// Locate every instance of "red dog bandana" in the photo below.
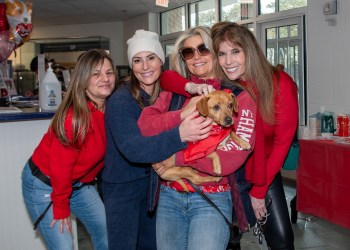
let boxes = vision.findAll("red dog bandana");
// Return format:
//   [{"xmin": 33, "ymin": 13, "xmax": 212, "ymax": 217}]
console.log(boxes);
[{"xmin": 183, "ymin": 125, "xmax": 232, "ymax": 162}]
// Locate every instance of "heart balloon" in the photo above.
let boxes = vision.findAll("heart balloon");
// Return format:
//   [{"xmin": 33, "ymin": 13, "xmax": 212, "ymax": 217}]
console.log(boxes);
[
  {"xmin": 0, "ymin": 31, "xmax": 15, "ymax": 61},
  {"xmin": 6, "ymin": 0, "xmax": 33, "ymax": 49},
  {"xmin": 0, "ymin": 3, "xmax": 14, "ymax": 61}
]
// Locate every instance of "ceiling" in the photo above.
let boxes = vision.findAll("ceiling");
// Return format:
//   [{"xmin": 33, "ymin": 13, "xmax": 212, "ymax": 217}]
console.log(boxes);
[{"xmin": 32, "ymin": 0, "xmax": 192, "ymax": 27}]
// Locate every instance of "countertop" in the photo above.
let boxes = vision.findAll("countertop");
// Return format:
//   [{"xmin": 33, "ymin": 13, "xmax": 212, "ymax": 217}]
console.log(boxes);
[{"xmin": 0, "ymin": 107, "xmax": 55, "ymax": 122}]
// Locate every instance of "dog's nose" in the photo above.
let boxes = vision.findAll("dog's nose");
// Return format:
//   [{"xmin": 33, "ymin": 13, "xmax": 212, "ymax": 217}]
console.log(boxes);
[{"xmin": 225, "ymin": 116, "xmax": 232, "ymax": 126}]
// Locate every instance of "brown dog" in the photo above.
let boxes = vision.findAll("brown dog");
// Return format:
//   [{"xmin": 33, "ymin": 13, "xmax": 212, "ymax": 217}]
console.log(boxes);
[
  {"xmin": 157, "ymin": 90, "xmax": 251, "ymax": 190},
  {"xmin": 195, "ymin": 90, "xmax": 251, "ymax": 175}
]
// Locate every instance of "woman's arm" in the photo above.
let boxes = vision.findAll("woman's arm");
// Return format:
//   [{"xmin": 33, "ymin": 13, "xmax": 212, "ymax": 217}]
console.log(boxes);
[
  {"xmin": 48, "ymin": 124, "xmax": 80, "ymax": 219},
  {"xmin": 161, "ymin": 70, "xmax": 215, "ymax": 96},
  {"xmin": 138, "ymin": 92, "xmax": 205, "ymax": 136},
  {"xmin": 106, "ymin": 88, "xmax": 211, "ymax": 164},
  {"xmin": 137, "ymin": 91, "xmax": 182, "ymax": 136},
  {"xmin": 175, "ymin": 91, "xmax": 257, "ymax": 176},
  {"xmin": 160, "ymin": 70, "xmax": 191, "ymax": 97},
  {"xmin": 106, "ymin": 90, "xmax": 186, "ymax": 164}
]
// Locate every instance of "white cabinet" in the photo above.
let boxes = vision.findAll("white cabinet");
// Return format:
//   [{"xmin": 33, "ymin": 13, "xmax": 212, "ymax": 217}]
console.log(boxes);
[{"xmin": 0, "ymin": 119, "xmax": 78, "ymax": 250}]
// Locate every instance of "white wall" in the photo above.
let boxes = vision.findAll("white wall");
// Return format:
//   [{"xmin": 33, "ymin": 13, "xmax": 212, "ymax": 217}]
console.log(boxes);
[
  {"xmin": 307, "ymin": 0, "xmax": 350, "ymax": 116},
  {"xmin": 29, "ymin": 13, "xmax": 158, "ymax": 68},
  {"xmin": 24, "ymin": 1, "xmax": 350, "ymax": 116},
  {"xmin": 122, "ymin": 13, "xmax": 158, "ymax": 66},
  {"xmin": 30, "ymin": 21, "xmax": 124, "ymax": 65}
]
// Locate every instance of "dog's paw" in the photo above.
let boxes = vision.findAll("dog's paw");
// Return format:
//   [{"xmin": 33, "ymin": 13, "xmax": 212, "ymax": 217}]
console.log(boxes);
[
  {"xmin": 240, "ymin": 142, "xmax": 251, "ymax": 151},
  {"xmin": 212, "ymin": 166, "xmax": 222, "ymax": 176},
  {"xmin": 213, "ymin": 176, "xmax": 222, "ymax": 182}
]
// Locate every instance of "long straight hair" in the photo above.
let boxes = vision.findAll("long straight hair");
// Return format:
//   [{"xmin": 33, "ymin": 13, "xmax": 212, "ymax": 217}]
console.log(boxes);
[
  {"xmin": 50, "ymin": 49, "xmax": 115, "ymax": 149},
  {"xmin": 211, "ymin": 22, "xmax": 278, "ymax": 124}
]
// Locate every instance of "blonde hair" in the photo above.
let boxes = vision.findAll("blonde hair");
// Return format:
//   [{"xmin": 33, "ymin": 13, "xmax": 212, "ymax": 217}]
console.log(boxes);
[
  {"xmin": 51, "ymin": 49, "xmax": 115, "ymax": 149},
  {"xmin": 211, "ymin": 22, "xmax": 278, "ymax": 124},
  {"xmin": 170, "ymin": 26, "xmax": 221, "ymax": 80}
]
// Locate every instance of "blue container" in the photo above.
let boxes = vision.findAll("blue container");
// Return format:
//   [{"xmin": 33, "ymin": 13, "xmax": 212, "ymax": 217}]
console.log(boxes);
[{"xmin": 283, "ymin": 142, "xmax": 299, "ymax": 170}]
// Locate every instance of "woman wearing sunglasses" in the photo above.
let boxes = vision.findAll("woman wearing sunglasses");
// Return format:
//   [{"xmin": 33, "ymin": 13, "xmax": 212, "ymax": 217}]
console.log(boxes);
[
  {"xmin": 138, "ymin": 26, "xmax": 258, "ymax": 250},
  {"xmin": 159, "ymin": 22, "xmax": 298, "ymax": 250}
]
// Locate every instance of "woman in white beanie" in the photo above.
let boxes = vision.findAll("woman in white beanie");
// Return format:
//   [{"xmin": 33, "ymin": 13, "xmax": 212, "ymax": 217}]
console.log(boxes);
[{"xmin": 101, "ymin": 29, "xmax": 214, "ymax": 249}]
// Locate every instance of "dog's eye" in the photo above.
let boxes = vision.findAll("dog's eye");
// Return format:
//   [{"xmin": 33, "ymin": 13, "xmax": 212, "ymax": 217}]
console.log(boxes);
[
  {"xmin": 213, "ymin": 105, "xmax": 220, "ymax": 111},
  {"xmin": 228, "ymin": 103, "xmax": 233, "ymax": 109}
]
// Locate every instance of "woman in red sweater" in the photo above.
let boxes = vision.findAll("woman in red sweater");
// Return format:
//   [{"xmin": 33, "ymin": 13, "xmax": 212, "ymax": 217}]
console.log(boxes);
[
  {"xmin": 160, "ymin": 23, "xmax": 298, "ymax": 249},
  {"xmin": 211, "ymin": 22, "xmax": 298, "ymax": 250},
  {"xmin": 21, "ymin": 49, "xmax": 115, "ymax": 250}
]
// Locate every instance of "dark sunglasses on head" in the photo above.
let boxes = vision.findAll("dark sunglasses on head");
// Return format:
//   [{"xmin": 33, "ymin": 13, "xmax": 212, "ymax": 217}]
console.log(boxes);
[{"xmin": 179, "ymin": 43, "xmax": 211, "ymax": 60}]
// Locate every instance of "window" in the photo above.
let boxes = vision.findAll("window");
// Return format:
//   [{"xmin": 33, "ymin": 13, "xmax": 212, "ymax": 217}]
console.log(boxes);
[
  {"xmin": 262, "ymin": 17, "xmax": 306, "ymax": 125},
  {"xmin": 161, "ymin": 7, "xmax": 186, "ymax": 35},
  {"xmin": 221, "ymin": 0, "xmax": 254, "ymax": 22},
  {"xmin": 189, "ymin": 0, "xmax": 216, "ymax": 28},
  {"xmin": 164, "ymin": 44, "xmax": 175, "ymax": 56},
  {"xmin": 159, "ymin": 0, "xmax": 307, "ymax": 124},
  {"xmin": 260, "ymin": 0, "xmax": 307, "ymax": 14}
]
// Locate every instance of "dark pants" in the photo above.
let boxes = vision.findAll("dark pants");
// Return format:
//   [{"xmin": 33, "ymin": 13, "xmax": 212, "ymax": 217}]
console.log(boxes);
[
  {"xmin": 264, "ymin": 173, "xmax": 295, "ymax": 250},
  {"xmin": 235, "ymin": 169, "xmax": 294, "ymax": 250},
  {"xmin": 102, "ymin": 177, "xmax": 156, "ymax": 250}
]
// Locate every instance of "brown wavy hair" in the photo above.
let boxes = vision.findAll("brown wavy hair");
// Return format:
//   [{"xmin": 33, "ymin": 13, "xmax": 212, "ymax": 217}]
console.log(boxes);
[
  {"xmin": 50, "ymin": 49, "xmax": 115, "ymax": 149},
  {"xmin": 211, "ymin": 22, "xmax": 278, "ymax": 124}
]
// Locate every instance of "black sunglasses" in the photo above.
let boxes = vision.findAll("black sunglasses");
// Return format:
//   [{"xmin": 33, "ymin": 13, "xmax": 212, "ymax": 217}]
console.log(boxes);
[{"xmin": 179, "ymin": 43, "xmax": 211, "ymax": 60}]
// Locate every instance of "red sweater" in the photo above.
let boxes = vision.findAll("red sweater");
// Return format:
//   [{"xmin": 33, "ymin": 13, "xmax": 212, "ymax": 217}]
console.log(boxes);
[
  {"xmin": 242, "ymin": 71, "xmax": 298, "ymax": 198},
  {"xmin": 160, "ymin": 70, "xmax": 298, "ymax": 198},
  {"xmin": 31, "ymin": 102, "xmax": 106, "ymax": 219},
  {"xmin": 138, "ymin": 72, "xmax": 256, "ymax": 186}
]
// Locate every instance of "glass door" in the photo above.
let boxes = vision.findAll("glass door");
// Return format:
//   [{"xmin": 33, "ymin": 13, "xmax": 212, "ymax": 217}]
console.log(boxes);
[{"xmin": 260, "ymin": 16, "xmax": 306, "ymax": 126}]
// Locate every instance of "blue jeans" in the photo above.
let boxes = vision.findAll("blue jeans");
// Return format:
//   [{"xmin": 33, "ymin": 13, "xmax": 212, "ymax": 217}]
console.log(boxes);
[
  {"xmin": 21, "ymin": 163, "xmax": 108, "ymax": 250},
  {"xmin": 156, "ymin": 185, "xmax": 232, "ymax": 250}
]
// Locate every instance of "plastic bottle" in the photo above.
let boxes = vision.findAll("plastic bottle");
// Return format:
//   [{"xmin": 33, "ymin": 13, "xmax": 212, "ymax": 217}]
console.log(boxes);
[
  {"xmin": 320, "ymin": 106, "xmax": 335, "ymax": 138},
  {"xmin": 39, "ymin": 62, "xmax": 62, "ymax": 111}
]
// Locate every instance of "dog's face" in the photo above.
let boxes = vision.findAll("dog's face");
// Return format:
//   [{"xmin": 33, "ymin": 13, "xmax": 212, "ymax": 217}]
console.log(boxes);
[{"xmin": 196, "ymin": 90, "xmax": 238, "ymax": 127}]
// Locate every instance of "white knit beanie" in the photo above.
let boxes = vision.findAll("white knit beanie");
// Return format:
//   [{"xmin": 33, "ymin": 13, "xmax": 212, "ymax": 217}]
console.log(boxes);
[{"xmin": 127, "ymin": 29, "xmax": 165, "ymax": 67}]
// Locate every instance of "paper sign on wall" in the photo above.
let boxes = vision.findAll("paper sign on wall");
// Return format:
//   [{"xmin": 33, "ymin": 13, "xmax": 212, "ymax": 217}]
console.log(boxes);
[{"xmin": 156, "ymin": 0, "xmax": 168, "ymax": 8}]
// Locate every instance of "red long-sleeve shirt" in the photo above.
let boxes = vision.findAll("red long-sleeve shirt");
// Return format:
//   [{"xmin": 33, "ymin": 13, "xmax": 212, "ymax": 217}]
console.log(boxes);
[
  {"xmin": 31, "ymin": 102, "xmax": 106, "ymax": 219},
  {"xmin": 138, "ymin": 72, "xmax": 256, "ymax": 186},
  {"xmin": 243, "ymin": 71, "xmax": 299, "ymax": 198}
]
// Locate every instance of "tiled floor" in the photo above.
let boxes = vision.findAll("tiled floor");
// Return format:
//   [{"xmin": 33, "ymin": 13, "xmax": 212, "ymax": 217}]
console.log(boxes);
[{"xmin": 77, "ymin": 180, "xmax": 350, "ymax": 250}]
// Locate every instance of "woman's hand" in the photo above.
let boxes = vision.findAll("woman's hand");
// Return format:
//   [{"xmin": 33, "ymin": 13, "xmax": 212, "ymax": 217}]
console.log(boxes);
[
  {"xmin": 180, "ymin": 96, "xmax": 202, "ymax": 120},
  {"xmin": 50, "ymin": 216, "xmax": 72, "ymax": 233},
  {"xmin": 250, "ymin": 195, "xmax": 267, "ymax": 221},
  {"xmin": 185, "ymin": 82, "xmax": 215, "ymax": 95},
  {"xmin": 153, "ymin": 154, "xmax": 176, "ymax": 176},
  {"xmin": 179, "ymin": 111, "xmax": 212, "ymax": 142}
]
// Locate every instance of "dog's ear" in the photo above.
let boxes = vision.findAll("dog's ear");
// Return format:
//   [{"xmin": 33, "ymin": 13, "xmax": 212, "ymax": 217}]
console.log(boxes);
[
  {"xmin": 196, "ymin": 96, "xmax": 210, "ymax": 116},
  {"xmin": 231, "ymin": 94, "xmax": 239, "ymax": 113}
]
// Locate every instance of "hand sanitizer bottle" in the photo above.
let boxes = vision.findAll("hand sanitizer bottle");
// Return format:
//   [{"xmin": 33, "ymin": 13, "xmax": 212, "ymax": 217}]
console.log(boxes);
[{"xmin": 39, "ymin": 62, "xmax": 62, "ymax": 111}]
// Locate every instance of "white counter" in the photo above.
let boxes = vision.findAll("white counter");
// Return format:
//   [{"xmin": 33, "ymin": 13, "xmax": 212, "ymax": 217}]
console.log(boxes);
[{"xmin": 0, "ymin": 119, "xmax": 78, "ymax": 249}]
